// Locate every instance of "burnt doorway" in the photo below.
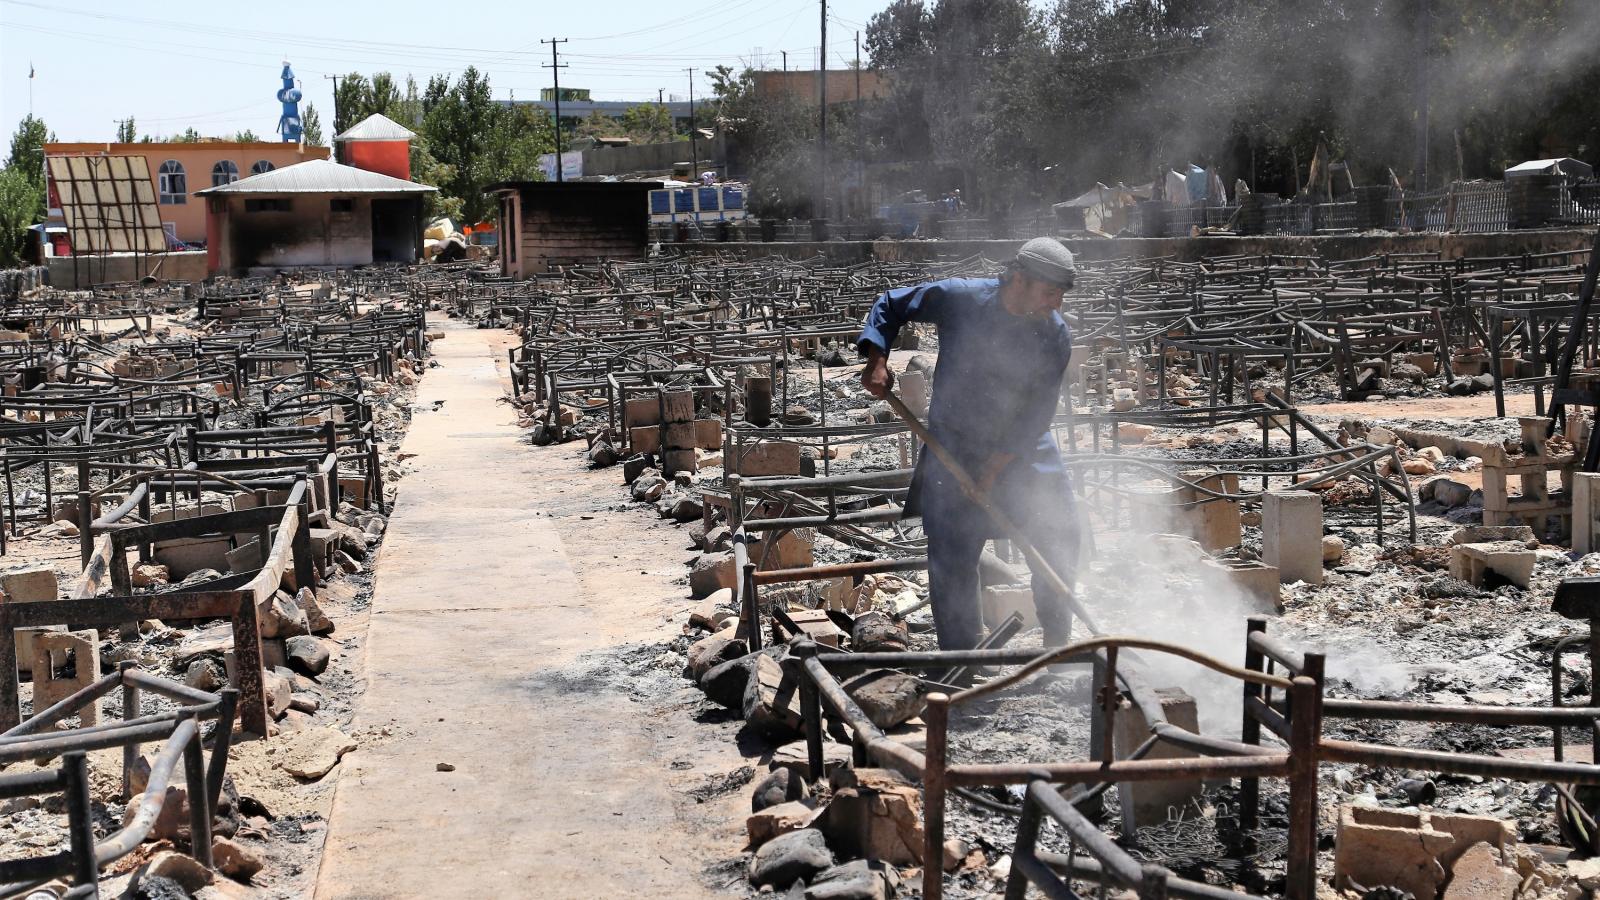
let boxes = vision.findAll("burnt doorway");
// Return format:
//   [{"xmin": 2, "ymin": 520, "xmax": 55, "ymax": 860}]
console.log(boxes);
[{"xmin": 371, "ymin": 198, "xmax": 417, "ymax": 263}]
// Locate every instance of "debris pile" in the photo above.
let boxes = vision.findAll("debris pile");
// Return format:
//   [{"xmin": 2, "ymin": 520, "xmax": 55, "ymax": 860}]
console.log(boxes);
[
  {"xmin": 493, "ymin": 248, "xmax": 1600, "ymax": 899},
  {"xmin": 0, "ymin": 266, "xmax": 435, "ymax": 897}
]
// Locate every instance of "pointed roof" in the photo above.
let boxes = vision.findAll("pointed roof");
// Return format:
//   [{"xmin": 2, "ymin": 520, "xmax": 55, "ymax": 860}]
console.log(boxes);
[
  {"xmin": 335, "ymin": 113, "xmax": 417, "ymax": 142},
  {"xmin": 195, "ymin": 158, "xmax": 435, "ymax": 195}
]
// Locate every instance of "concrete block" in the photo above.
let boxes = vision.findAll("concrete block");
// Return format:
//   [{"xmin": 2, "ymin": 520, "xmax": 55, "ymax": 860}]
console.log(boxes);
[
  {"xmin": 629, "ymin": 425, "xmax": 661, "ymax": 454},
  {"xmin": 744, "ymin": 375, "xmax": 774, "ymax": 426},
  {"xmin": 0, "ymin": 566, "xmax": 58, "ymax": 603},
  {"xmin": 153, "ymin": 536, "xmax": 233, "ymax": 580},
  {"xmin": 150, "ymin": 504, "xmax": 227, "ymax": 523},
  {"xmin": 1112, "ymin": 688, "xmax": 1202, "ymax": 828},
  {"xmin": 1449, "ymin": 542, "xmax": 1536, "ymax": 588},
  {"xmin": 662, "ymin": 422, "xmax": 698, "ymax": 450},
  {"xmin": 1178, "ymin": 470, "xmax": 1241, "ymax": 551},
  {"xmin": 980, "ymin": 586, "xmax": 1037, "ymax": 630},
  {"xmin": 1334, "ymin": 805, "xmax": 1514, "ymax": 900},
  {"xmin": 1199, "ymin": 558, "xmax": 1282, "ymax": 612},
  {"xmin": 1261, "ymin": 491, "xmax": 1323, "ymax": 585},
  {"xmin": 661, "ymin": 390, "xmax": 695, "ymax": 423},
  {"xmin": 694, "ymin": 418, "xmax": 723, "ymax": 450},
  {"xmin": 898, "ymin": 369, "xmax": 929, "ymax": 417},
  {"xmin": 1447, "ymin": 525, "xmax": 1535, "ymax": 546},
  {"xmin": 15, "ymin": 625, "xmax": 65, "ymax": 676},
  {"xmin": 736, "ymin": 441, "xmax": 802, "ymax": 477},
  {"xmin": 1407, "ymin": 352, "xmax": 1439, "ymax": 376},
  {"xmin": 32, "ymin": 630, "xmax": 99, "ymax": 725},
  {"xmin": 762, "ymin": 529, "xmax": 815, "ymax": 570},
  {"xmin": 338, "ymin": 476, "xmax": 369, "ymax": 506},
  {"xmin": 662, "ymin": 449, "xmax": 698, "ymax": 475},
  {"xmin": 622, "ymin": 396, "xmax": 659, "ymax": 429},
  {"xmin": 786, "ymin": 609, "xmax": 842, "ymax": 648},
  {"xmin": 225, "ymin": 539, "xmax": 264, "ymax": 574},
  {"xmin": 308, "ymin": 528, "xmax": 337, "ymax": 565},
  {"xmin": 1576, "ymin": 472, "xmax": 1600, "ymax": 553}
]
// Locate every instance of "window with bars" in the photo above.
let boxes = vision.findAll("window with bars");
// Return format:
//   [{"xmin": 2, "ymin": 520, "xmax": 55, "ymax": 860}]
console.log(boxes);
[{"xmin": 158, "ymin": 160, "xmax": 186, "ymax": 205}]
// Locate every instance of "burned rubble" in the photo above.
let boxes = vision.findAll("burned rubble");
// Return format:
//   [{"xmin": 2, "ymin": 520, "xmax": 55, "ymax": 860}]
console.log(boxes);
[
  {"xmin": 6, "ymin": 241, "xmax": 1600, "ymax": 899},
  {"xmin": 477, "ymin": 247, "xmax": 1600, "ymax": 900},
  {"xmin": 0, "ymin": 268, "xmax": 438, "ymax": 898}
]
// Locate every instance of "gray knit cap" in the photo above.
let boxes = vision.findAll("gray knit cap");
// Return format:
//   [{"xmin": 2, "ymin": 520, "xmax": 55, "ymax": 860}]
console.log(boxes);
[{"xmin": 1014, "ymin": 237, "xmax": 1077, "ymax": 288}]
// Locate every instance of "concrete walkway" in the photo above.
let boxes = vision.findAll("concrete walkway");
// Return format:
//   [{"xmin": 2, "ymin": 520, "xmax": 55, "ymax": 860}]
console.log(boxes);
[{"xmin": 315, "ymin": 321, "xmax": 714, "ymax": 899}]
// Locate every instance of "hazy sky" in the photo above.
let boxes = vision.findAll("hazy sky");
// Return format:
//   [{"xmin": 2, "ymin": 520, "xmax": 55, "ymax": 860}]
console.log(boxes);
[{"xmin": 0, "ymin": 0, "xmax": 887, "ymax": 143}]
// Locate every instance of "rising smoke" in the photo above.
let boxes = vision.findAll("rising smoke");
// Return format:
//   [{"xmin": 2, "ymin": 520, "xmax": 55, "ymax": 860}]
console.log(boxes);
[
  {"xmin": 1067, "ymin": 476, "xmax": 1408, "ymax": 738},
  {"xmin": 861, "ymin": 0, "xmax": 1600, "ymax": 206}
]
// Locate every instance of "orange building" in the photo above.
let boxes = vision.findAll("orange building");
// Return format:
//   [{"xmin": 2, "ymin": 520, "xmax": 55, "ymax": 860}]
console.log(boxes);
[
  {"xmin": 334, "ymin": 113, "xmax": 414, "ymax": 182},
  {"xmin": 43, "ymin": 141, "xmax": 330, "ymax": 246}
]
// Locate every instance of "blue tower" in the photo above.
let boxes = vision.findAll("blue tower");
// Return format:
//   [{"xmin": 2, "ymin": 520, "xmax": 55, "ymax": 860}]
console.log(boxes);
[{"xmin": 276, "ymin": 62, "xmax": 303, "ymax": 143}]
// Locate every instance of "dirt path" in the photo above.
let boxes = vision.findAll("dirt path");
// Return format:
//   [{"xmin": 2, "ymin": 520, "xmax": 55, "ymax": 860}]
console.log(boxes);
[
  {"xmin": 1298, "ymin": 391, "xmax": 1535, "ymax": 421},
  {"xmin": 314, "ymin": 319, "xmax": 745, "ymax": 899}
]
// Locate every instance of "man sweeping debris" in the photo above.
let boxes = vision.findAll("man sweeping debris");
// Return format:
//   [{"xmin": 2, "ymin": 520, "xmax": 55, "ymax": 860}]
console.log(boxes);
[{"xmin": 857, "ymin": 237, "xmax": 1081, "ymax": 651}]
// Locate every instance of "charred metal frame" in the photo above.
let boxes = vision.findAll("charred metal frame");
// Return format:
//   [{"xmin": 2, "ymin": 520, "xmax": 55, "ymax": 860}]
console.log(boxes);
[{"xmin": 0, "ymin": 663, "xmax": 237, "ymax": 899}]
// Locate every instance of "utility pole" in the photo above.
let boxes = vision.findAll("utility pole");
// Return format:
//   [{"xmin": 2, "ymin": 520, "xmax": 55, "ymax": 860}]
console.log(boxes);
[
  {"xmin": 542, "ymin": 38, "xmax": 569, "ymax": 182},
  {"xmin": 323, "ymin": 74, "xmax": 343, "ymax": 161},
  {"xmin": 686, "ymin": 69, "xmax": 698, "ymax": 180},
  {"xmin": 818, "ymin": 0, "xmax": 828, "ymax": 220},
  {"xmin": 782, "ymin": 51, "xmax": 788, "ymax": 73}
]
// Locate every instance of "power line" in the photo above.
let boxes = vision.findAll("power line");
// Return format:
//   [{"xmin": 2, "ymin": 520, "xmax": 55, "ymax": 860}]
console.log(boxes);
[{"xmin": 577, "ymin": 0, "xmax": 780, "ymax": 43}]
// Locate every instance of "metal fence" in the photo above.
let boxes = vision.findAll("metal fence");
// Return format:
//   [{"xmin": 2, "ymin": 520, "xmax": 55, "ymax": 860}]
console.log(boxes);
[
  {"xmin": 1451, "ymin": 181, "xmax": 1510, "ymax": 232},
  {"xmin": 1164, "ymin": 205, "xmax": 1240, "ymax": 236},
  {"xmin": 1555, "ymin": 182, "xmax": 1600, "ymax": 226},
  {"xmin": 645, "ymin": 178, "xmax": 1600, "ymax": 242}
]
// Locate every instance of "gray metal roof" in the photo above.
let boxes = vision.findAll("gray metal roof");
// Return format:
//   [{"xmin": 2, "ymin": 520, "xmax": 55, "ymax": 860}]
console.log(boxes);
[
  {"xmin": 195, "ymin": 158, "xmax": 435, "ymax": 196},
  {"xmin": 335, "ymin": 113, "xmax": 418, "ymax": 142}
]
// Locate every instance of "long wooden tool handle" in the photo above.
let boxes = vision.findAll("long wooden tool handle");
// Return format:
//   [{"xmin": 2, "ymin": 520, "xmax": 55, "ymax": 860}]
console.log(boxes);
[{"xmin": 882, "ymin": 389, "xmax": 1100, "ymax": 635}]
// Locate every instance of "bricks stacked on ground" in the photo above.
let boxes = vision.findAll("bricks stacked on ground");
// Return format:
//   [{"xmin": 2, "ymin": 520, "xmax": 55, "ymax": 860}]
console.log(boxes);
[
  {"xmin": 624, "ymin": 389, "xmax": 722, "ymax": 475},
  {"xmin": 1482, "ymin": 416, "xmax": 1576, "ymax": 538}
]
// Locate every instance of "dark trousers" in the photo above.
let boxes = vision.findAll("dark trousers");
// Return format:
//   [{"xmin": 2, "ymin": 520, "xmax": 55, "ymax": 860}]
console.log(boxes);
[{"xmin": 921, "ymin": 461, "xmax": 1080, "ymax": 651}]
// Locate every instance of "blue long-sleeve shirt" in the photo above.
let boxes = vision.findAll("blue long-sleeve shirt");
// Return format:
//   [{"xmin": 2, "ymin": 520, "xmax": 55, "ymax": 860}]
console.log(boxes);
[{"xmin": 857, "ymin": 277, "xmax": 1073, "ymax": 481}]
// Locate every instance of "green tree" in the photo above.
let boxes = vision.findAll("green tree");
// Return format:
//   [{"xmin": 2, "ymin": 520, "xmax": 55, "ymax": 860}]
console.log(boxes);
[
  {"xmin": 621, "ymin": 104, "xmax": 673, "ymax": 144},
  {"xmin": 709, "ymin": 67, "xmax": 819, "ymax": 218},
  {"xmin": 302, "ymin": 103, "xmax": 325, "ymax": 146},
  {"xmin": 115, "ymin": 117, "xmax": 137, "ymax": 143},
  {"xmin": 410, "ymin": 141, "xmax": 461, "ymax": 222},
  {"xmin": 420, "ymin": 66, "xmax": 552, "ymax": 223},
  {"xmin": 368, "ymin": 73, "xmax": 402, "ymax": 119},
  {"xmin": 233, "ymin": 129, "xmax": 260, "ymax": 142},
  {"xmin": 174, "ymin": 128, "xmax": 203, "ymax": 143},
  {"xmin": 0, "ymin": 166, "xmax": 43, "ymax": 267},
  {"xmin": 575, "ymin": 111, "xmax": 623, "ymax": 141},
  {"xmin": 332, "ymin": 73, "xmax": 371, "ymax": 135},
  {"xmin": 5, "ymin": 115, "xmax": 52, "ymax": 187}
]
